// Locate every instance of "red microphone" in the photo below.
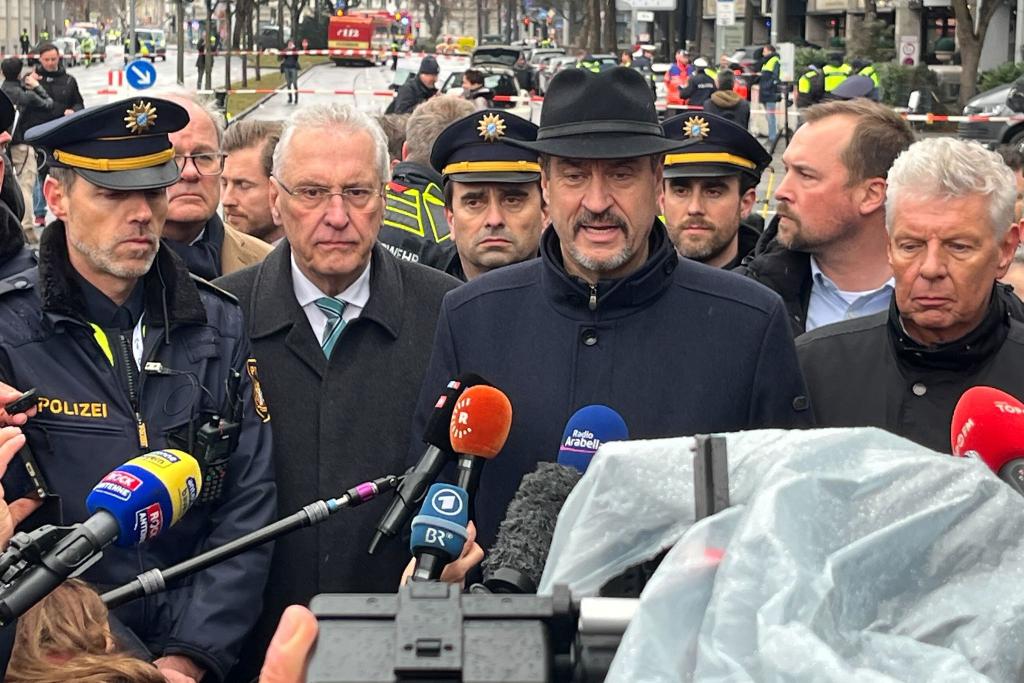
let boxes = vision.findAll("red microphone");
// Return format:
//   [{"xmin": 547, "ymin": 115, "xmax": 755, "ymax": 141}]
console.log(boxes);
[
  {"xmin": 449, "ymin": 385, "xmax": 513, "ymax": 506},
  {"xmin": 951, "ymin": 386, "xmax": 1024, "ymax": 495}
]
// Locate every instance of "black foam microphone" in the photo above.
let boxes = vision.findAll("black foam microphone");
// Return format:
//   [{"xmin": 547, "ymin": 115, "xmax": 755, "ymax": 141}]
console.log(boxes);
[
  {"xmin": 480, "ymin": 462, "xmax": 582, "ymax": 593},
  {"xmin": 367, "ymin": 373, "xmax": 489, "ymax": 554}
]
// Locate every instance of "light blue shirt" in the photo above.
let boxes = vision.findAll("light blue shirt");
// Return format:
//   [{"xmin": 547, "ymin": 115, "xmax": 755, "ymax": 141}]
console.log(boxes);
[{"xmin": 805, "ymin": 256, "xmax": 894, "ymax": 332}]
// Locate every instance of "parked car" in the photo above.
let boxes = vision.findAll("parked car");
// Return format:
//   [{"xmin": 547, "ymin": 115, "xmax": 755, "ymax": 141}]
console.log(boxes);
[
  {"xmin": 440, "ymin": 66, "xmax": 531, "ymax": 118},
  {"xmin": 133, "ymin": 27, "xmax": 167, "ymax": 61},
  {"xmin": 471, "ymin": 45, "xmax": 526, "ymax": 68},
  {"xmin": 537, "ymin": 54, "xmax": 578, "ymax": 94},
  {"xmin": 957, "ymin": 83, "xmax": 1023, "ymax": 147},
  {"xmin": 52, "ymin": 37, "xmax": 80, "ymax": 67},
  {"xmin": 257, "ymin": 25, "xmax": 290, "ymax": 50}
]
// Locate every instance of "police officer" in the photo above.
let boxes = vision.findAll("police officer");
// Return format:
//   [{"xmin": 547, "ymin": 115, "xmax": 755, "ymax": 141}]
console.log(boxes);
[
  {"xmin": 678, "ymin": 56, "xmax": 716, "ymax": 107},
  {"xmin": 660, "ymin": 112, "xmax": 771, "ymax": 269},
  {"xmin": 430, "ymin": 109, "xmax": 546, "ymax": 280},
  {"xmin": 851, "ymin": 58, "xmax": 879, "ymax": 88},
  {"xmin": 0, "ymin": 98, "xmax": 276, "ymax": 683},
  {"xmin": 823, "ymin": 52, "xmax": 850, "ymax": 93},
  {"xmin": 797, "ymin": 64, "xmax": 825, "ymax": 107}
]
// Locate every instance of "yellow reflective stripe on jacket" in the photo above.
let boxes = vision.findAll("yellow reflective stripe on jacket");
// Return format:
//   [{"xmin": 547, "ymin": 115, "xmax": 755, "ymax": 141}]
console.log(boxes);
[{"xmin": 88, "ymin": 323, "xmax": 114, "ymax": 366}]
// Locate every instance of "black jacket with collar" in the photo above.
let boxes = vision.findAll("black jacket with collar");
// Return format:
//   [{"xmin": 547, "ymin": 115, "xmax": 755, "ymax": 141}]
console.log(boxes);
[
  {"xmin": 734, "ymin": 214, "xmax": 812, "ymax": 336},
  {"xmin": 24, "ymin": 64, "xmax": 84, "ymax": 131},
  {"xmin": 0, "ymin": 224, "xmax": 276, "ymax": 682},
  {"xmin": 0, "ymin": 201, "xmax": 33, "ymax": 280},
  {"xmin": 796, "ymin": 289, "xmax": 1024, "ymax": 454},
  {"xmin": 214, "ymin": 242, "xmax": 459, "ymax": 682},
  {"xmin": 408, "ymin": 221, "xmax": 814, "ymax": 554},
  {"xmin": 387, "ymin": 74, "xmax": 436, "ymax": 114}
]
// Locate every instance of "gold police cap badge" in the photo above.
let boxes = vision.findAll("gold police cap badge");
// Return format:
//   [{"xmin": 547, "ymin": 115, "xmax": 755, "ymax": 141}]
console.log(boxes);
[
  {"xmin": 684, "ymin": 116, "xmax": 711, "ymax": 140},
  {"xmin": 477, "ymin": 113, "xmax": 507, "ymax": 142},
  {"xmin": 124, "ymin": 101, "xmax": 158, "ymax": 135}
]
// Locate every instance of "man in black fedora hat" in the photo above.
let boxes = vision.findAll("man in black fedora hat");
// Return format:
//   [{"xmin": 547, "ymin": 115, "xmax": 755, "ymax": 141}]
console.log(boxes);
[{"xmin": 407, "ymin": 67, "xmax": 813, "ymax": 558}]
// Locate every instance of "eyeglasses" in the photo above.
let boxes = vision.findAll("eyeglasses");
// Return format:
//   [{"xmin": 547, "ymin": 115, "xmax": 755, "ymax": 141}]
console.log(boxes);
[
  {"xmin": 174, "ymin": 152, "xmax": 227, "ymax": 176},
  {"xmin": 272, "ymin": 176, "xmax": 382, "ymax": 212}
]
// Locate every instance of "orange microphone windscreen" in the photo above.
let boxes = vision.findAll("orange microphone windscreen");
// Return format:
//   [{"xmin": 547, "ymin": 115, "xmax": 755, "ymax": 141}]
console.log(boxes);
[{"xmin": 449, "ymin": 385, "xmax": 513, "ymax": 458}]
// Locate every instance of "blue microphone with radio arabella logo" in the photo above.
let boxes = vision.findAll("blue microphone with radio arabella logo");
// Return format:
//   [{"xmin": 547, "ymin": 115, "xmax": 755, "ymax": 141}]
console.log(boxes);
[
  {"xmin": 409, "ymin": 482, "xmax": 470, "ymax": 582},
  {"xmin": 557, "ymin": 405, "xmax": 629, "ymax": 473}
]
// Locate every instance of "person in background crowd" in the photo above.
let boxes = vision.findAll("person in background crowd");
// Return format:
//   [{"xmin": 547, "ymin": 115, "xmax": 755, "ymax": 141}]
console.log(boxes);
[
  {"xmin": 24, "ymin": 43, "xmax": 83, "ymax": 229},
  {"xmin": 996, "ymin": 144, "xmax": 1024, "ymax": 298},
  {"xmin": 0, "ymin": 92, "xmax": 35, "ymax": 280},
  {"xmin": 797, "ymin": 64, "xmax": 826, "ymax": 107},
  {"xmin": 386, "ymin": 55, "xmax": 439, "ymax": 114},
  {"xmin": 661, "ymin": 112, "xmax": 769, "ymax": 268},
  {"xmin": 796, "ymin": 138, "xmax": 1024, "ymax": 454},
  {"xmin": 702, "ymin": 70, "xmax": 750, "ymax": 128},
  {"xmin": 2, "ymin": 97, "xmax": 276, "ymax": 683},
  {"xmin": 461, "ymin": 69, "xmax": 494, "ymax": 110},
  {"xmin": 160, "ymin": 91, "xmax": 272, "ymax": 279},
  {"xmin": 737, "ymin": 99, "xmax": 915, "ymax": 335},
  {"xmin": 678, "ymin": 57, "xmax": 715, "ymax": 108},
  {"xmin": 0, "ymin": 57, "xmax": 50, "ymax": 245},
  {"xmin": 665, "ymin": 48, "xmax": 692, "ymax": 89},
  {"xmin": 513, "ymin": 53, "xmax": 534, "ymax": 93},
  {"xmin": 5, "ymin": 579, "xmax": 165, "ymax": 683},
  {"xmin": 823, "ymin": 52, "xmax": 851, "ymax": 93},
  {"xmin": 215, "ymin": 102, "xmax": 459, "ymax": 683},
  {"xmin": 18, "ymin": 29, "xmax": 29, "ymax": 56},
  {"xmin": 374, "ymin": 113, "xmax": 410, "ymax": 168},
  {"xmin": 279, "ymin": 41, "xmax": 300, "ymax": 105},
  {"xmin": 222, "ymin": 118, "xmax": 284, "ymax": 246},
  {"xmin": 756, "ymin": 44, "xmax": 780, "ymax": 147},
  {"xmin": 196, "ymin": 40, "xmax": 209, "ymax": 90},
  {"xmin": 409, "ymin": 67, "xmax": 812, "ymax": 564},
  {"xmin": 379, "ymin": 95, "xmax": 474, "ymax": 269},
  {"xmin": 430, "ymin": 110, "xmax": 545, "ymax": 280}
]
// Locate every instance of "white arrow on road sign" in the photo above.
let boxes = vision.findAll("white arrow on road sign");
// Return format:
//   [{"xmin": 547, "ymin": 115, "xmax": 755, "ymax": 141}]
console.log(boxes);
[
  {"xmin": 125, "ymin": 59, "xmax": 157, "ymax": 90},
  {"xmin": 130, "ymin": 66, "xmax": 151, "ymax": 85}
]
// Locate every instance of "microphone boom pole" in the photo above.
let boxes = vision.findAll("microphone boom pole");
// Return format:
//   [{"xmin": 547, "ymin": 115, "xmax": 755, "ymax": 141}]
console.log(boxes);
[{"xmin": 102, "ymin": 474, "xmax": 400, "ymax": 609}]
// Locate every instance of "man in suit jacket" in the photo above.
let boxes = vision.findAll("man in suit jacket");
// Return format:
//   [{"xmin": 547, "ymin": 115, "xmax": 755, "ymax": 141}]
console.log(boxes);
[{"xmin": 215, "ymin": 102, "xmax": 460, "ymax": 683}]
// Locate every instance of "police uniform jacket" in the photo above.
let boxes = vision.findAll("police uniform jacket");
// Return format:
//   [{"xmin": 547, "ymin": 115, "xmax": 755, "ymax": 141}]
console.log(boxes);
[
  {"xmin": 408, "ymin": 221, "xmax": 814, "ymax": 554},
  {"xmin": 0, "ymin": 223, "xmax": 276, "ymax": 682},
  {"xmin": 0, "ymin": 201, "xmax": 33, "ymax": 279},
  {"xmin": 678, "ymin": 68, "xmax": 716, "ymax": 106},
  {"xmin": 214, "ymin": 242, "xmax": 460, "ymax": 682},
  {"xmin": 796, "ymin": 289, "xmax": 1024, "ymax": 454}
]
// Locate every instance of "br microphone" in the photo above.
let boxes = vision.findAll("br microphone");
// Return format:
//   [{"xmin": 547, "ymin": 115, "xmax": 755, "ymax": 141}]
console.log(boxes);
[
  {"xmin": 0, "ymin": 449, "xmax": 201, "ymax": 624},
  {"xmin": 449, "ymin": 385, "xmax": 513, "ymax": 512},
  {"xmin": 481, "ymin": 405, "xmax": 628, "ymax": 593},
  {"xmin": 951, "ymin": 386, "xmax": 1024, "ymax": 495},
  {"xmin": 368, "ymin": 373, "xmax": 490, "ymax": 555},
  {"xmin": 409, "ymin": 483, "xmax": 470, "ymax": 582}
]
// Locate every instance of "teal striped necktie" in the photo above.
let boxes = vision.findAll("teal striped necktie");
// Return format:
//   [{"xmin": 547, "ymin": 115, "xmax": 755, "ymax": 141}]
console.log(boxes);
[{"xmin": 315, "ymin": 297, "xmax": 347, "ymax": 358}]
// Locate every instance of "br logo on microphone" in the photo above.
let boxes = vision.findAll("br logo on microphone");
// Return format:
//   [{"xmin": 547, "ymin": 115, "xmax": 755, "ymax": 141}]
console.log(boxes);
[{"xmin": 430, "ymin": 487, "xmax": 464, "ymax": 517}]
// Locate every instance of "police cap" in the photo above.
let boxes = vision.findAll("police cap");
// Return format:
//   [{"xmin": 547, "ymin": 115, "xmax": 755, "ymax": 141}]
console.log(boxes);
[
  {"xmin": 24, "ymin": 97, "xmax": 188, "ymax": 191},
  {"xmin": 430, "ymin": 109, "xmax": 541, "ymax": 184},
  {"xmin": 661, "ymin": 112, "xmax": 771, "ymax": 180}
]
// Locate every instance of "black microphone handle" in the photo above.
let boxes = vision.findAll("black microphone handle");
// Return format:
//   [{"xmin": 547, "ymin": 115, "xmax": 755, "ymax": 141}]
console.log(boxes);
[
  {"xmin": 999, "ymin": 460, "xmax": 1024, "ymax": 495},
  {"xmin": 102, "ymin": 475, "xmax": 398, "ymax": 609},
  {"xmin": 0, "ymin": 511, "xmax": 119, "ymax": 625},
  {"xmin": 455, "ymin": 454, "xmax": 485, "ymax": 520},
  {"xmin": 410, "ymin": 548, "xmax": 448, "ymax": 582},
  {"xmin": 368, "ymin": 445, "xmax": 451, "ymax": 555}
]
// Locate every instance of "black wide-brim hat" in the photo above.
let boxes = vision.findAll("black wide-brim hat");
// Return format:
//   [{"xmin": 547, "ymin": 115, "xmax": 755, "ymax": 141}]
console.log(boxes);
[
  {"xmin": 506, "ymin": 67, "xmax": 694, "ymax": 159},
  {"xmin": 25, "ymin": 97, "xmax": 188, "ymax": 191}
]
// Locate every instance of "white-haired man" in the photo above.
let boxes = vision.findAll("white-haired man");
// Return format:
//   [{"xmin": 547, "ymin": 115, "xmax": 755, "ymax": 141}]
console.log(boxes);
[
  {"xmin": 796, "ymin": 138, "xmax": 1024, "ymax": 453},
  {"xmin": 214, "ymin": 102, "xmax": 460, "ymax": 682}
]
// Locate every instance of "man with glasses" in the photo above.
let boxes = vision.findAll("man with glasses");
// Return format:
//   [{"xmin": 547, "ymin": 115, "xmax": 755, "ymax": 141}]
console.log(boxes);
[
  {"xmin": 0, "ymin": 97, "xmax": 275, "ymax": 683},
  {"xmin": 160, "ymin": 91, "xmax": 272, "ymax": 280},
  {"xmin": 215, "ymin": 102, "xmax": 459, "ymax": 683}
]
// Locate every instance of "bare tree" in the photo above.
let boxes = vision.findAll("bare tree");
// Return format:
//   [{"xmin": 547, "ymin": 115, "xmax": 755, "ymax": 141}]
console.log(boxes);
[
  {"xmin": 414, "ymin": 0, "xmax": 449, "ymax": 42},
  {"xmin": 603, "ymin": 0, "xmax": 616, "ymax": 53},
  {"xmin": 951, "ymin": 0, "xmax": 1009, "ymax": 105}
]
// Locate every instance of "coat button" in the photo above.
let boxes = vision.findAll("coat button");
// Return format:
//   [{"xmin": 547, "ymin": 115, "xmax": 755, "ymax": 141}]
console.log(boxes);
[
  {"xmin": 792, "ymin": 395, "xmax": 809, "ymax": 411},
  {"xmin": 912, "ymin": 382, "xmax": 927, "ymax": 396},
  {"xmin": 581, "ymin": 328, "xmax": 598, "ymax": 346}
]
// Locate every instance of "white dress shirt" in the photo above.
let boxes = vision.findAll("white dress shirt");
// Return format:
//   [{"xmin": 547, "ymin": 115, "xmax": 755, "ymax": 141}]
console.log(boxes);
[{"xmin": 290, "ymin": 253, "xmax": 372, "ymax": 342}]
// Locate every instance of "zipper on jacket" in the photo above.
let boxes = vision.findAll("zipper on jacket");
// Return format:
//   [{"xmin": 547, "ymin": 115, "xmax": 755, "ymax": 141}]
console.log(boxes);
[
  {"xmin": 588, "ymin": 284, "xmax": 598, "ymax": 311},
  {"xmin": 116, "ymin": 331, "xmax": 148, "ymax": 449}
]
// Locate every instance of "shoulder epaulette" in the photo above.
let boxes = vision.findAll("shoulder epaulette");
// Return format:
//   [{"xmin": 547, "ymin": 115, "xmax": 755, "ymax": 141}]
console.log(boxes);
[{"xmin": 0, "ymin": 267, "xmax": 38, "ymax": 298}]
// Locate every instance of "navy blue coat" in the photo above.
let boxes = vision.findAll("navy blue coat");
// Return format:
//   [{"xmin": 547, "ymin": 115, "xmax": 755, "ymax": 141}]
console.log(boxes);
[{"xmin": 408, "ymin": 223, "xmax": 813, "ymax": 552}]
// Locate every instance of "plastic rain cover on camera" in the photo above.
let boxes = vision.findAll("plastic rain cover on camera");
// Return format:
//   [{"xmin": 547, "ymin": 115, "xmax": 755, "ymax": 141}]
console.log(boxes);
[{"xmin": 539, "ymin": 428, "xmax": 1024, "ymax": 682}]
